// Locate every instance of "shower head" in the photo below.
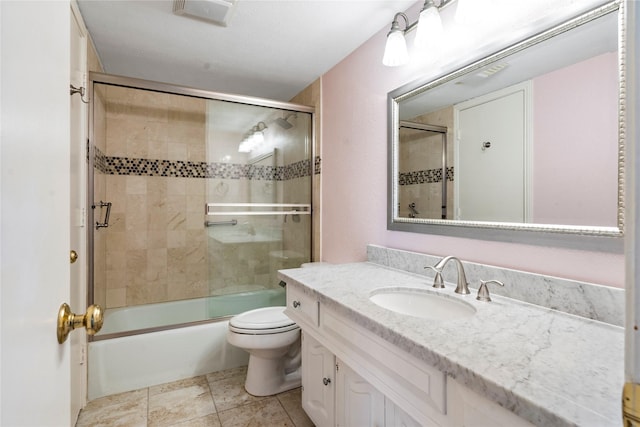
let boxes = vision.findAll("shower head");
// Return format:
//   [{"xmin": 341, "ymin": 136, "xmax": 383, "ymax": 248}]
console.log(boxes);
[{"xmin": 275, "ymin": 113, "xmax": 296, "ymax": 129}]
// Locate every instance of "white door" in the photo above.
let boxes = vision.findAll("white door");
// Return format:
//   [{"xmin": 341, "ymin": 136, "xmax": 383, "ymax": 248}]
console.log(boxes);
[
  {"xmin": 70, "ymin": 2, "xmax": 89, "ymax": 423},
  {"xmin": 301, "ymin": 332, "xmax": 335, "ymax": 427},
  {"xmin": 454, "ymin": 82, "xmax": 531, "ymax": 222},
  {"xmin": 335, "ymin": 359, "xmax": 385, "ymax": 427},
  {"xmin": 0, "ymin": 1, "xmax": 73, "ymax": 425}
]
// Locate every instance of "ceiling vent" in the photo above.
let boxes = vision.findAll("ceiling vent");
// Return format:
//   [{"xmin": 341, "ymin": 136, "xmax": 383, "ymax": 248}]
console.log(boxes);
[
  {"xmin": 173, "ymin": 0, "xmax": 236, "ymax": 27},
  {"xmin": 476, "ymin": 63, "xmax": 509, "ymax": 78}
]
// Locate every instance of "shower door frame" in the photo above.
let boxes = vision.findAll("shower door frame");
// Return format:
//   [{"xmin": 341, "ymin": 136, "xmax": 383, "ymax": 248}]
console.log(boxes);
[{"xmin": 86, "ymin": 71, "xmax": 316, "ymax": 310}]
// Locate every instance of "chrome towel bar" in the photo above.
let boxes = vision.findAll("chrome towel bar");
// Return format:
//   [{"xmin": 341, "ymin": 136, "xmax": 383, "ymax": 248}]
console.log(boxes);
[{"xmin": 205, "ymin": 219, "xmax": 238, "ymax": 227}]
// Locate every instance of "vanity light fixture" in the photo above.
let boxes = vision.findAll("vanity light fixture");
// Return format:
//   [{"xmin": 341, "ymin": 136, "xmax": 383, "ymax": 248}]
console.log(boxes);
[
  {"xmin": 383, "ymin": 13, "xmax": 410, "ymax": 66},
  {"xmin": 238, "ymin": 121, "xmax": 268, "ymax": 153},
  {"xmin": 382, "ymin": 0, "xmax": 454, "ymax": 67}
]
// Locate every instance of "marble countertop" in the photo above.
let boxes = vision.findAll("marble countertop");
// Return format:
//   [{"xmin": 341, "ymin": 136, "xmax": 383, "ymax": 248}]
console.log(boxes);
[{"xmin": 278, "ymin": 262, "xmax": 624, "ymax": 427}]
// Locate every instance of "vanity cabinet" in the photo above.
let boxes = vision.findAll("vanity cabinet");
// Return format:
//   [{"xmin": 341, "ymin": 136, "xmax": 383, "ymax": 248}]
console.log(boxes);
[
  {"xmin": 286, "ymin": 282, "xmax": 533, "ymax": 427},
  {"xmin": 301, "ymin": 331, "xmax": 418, "ymax": 427}
]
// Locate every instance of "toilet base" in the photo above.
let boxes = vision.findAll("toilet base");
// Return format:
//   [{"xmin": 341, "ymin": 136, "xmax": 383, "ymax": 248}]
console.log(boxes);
[{"xmin": 244, "ymin": 355, "xmax": 301, "ymax": 396}]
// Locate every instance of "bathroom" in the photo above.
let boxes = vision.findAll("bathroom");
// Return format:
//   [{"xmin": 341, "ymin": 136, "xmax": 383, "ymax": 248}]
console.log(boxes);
[{"xmin": 0, "ymin": 0, "xmax": 637, "ymax": 426}]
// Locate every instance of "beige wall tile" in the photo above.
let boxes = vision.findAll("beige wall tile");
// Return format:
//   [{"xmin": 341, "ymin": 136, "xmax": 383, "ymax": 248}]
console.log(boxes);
[
  {"xmin": 126, "ymin": 231, "xmax": 148, "ymax": 250},
  {"xmin": 167, "ymin": 177, "xmax": 187, "ymax": 195},
  {"xmin": 106, "ymin": 288, "xmax": 127, "ymax": 309},
  {"xmin": 167, "ymin": 231, "xmax": 187, "ymax": 248},
  {"xmin": 126, "ymin": 176, "xmax": 147, "ymax": 195}
]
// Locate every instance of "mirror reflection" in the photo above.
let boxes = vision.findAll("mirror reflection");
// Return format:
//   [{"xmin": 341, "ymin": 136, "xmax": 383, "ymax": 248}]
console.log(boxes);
[{"xmin": 391, "ymin": 5, "xmax": 621, "ymax": 233}]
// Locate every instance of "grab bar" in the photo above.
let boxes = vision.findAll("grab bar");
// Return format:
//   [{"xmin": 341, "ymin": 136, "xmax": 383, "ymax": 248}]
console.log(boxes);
[
  {"xmin": 205, "ymin": 219, "xmax": 238, "ymax": 227},
  {"xmin": 94, "ymin": 201, "xmax": 112, "ymax": 230}
]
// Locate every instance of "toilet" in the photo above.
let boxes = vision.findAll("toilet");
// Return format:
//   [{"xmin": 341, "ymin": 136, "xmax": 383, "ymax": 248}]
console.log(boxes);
[{"xmin": 226, "ymin": 306, "xmax": 301, "ymax": 396}]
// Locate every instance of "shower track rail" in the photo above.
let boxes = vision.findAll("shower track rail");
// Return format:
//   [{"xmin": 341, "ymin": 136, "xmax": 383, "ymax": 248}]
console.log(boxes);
[{"xmin": 206, "ymin": 203, "xmax": 311, "ymax": 216}]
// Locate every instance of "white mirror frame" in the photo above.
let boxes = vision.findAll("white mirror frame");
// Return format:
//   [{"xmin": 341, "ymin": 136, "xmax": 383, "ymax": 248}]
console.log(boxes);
[{"xmin": 387, "ymin": 0, "xmax": 625, "ymax": 253}]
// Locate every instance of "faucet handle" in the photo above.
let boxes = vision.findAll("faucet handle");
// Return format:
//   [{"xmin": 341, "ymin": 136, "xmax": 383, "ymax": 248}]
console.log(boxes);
[
  {"xmin": 476, "ymin": 280, "xmax": 504, "ymax": 302},
  {"xmin": 425, "ymin": 266, "xmax": 445, "ymax": 289}
]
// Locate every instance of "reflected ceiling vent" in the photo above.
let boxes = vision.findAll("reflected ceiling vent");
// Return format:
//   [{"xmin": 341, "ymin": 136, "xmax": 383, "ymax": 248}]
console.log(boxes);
[
  {"xmin": 173, "ymin": 0, "xmax": 236, "ymax": 27},
  {"xmin": 476, "ymin": 63, "xmax": 509, "ymax": 78}
]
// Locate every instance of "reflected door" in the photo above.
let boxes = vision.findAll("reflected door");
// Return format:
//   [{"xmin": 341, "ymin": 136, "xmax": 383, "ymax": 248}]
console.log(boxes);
[{"xmin": 455, "ymin": 83, "xmax": 530, "ymax": 222}]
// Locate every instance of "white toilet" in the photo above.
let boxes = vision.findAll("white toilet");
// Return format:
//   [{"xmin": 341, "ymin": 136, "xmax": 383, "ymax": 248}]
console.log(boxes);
[{"xmin": 226, "ymin": 306, "xmax": 301, "ymax": 396}]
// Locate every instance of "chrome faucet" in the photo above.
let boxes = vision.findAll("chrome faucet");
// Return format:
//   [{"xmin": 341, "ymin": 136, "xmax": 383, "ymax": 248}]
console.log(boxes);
[{"xmin": 426, "ymin": 256, "xmax": 470, "ymax": 295}]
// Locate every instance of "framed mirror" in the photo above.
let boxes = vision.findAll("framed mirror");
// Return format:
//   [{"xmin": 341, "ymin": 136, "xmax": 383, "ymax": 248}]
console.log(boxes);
[{"xmin": 387, "ymin": 1, "xmax": 624, "ymax": 251}]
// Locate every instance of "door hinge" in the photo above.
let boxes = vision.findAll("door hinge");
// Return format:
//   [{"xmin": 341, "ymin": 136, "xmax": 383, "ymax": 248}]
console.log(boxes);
[
  {"xmin": 86, "ymin": 139, "xmax": 90, "ymax": 162},
  {"xmin": 336, "ymin": 362, "xmax": 339, "ymax": 372}
]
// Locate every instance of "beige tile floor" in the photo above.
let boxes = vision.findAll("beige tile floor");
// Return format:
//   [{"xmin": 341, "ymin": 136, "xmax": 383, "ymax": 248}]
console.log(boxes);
[{"xmin": 76, "ymin": 366, "xmax": 314, "ymax": 427}]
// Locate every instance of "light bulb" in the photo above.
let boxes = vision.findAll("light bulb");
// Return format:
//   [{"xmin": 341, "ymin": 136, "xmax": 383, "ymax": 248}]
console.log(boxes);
[
  {"xmin": 253, "ymin": 130, "xmax": 264, "ymax": 144},
  {"xmin": 415, "ymin": 1, "xmax": 444, "ymax": 50},
  {"xmin": 383, "ymin": 29, "xmax": 409, "ymax": 67}
]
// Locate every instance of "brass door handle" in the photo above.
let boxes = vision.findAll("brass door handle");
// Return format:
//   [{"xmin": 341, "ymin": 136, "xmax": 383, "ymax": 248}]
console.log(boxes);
[
  {"xmin": 70, "ymin": 250, "xmax": 78, "ymax": 264},
  {"xmin": 57, "ymin": 303, "xmax": 103, "ymax": 344}
]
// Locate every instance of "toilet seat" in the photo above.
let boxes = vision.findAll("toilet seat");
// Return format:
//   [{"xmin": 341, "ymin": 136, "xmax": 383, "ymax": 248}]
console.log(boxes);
[{"xmin": 229, "ymin": 307, "xmax": 298, "ymax": 335}]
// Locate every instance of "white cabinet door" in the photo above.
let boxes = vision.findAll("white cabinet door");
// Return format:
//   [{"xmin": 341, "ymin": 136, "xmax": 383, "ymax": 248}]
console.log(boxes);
[
  {"xmin": 385, "ymin": 399, "xmax": 424, "ymax": 427},
  {"xmin": 335, "ymin": 358, "xmax": 385, "ymax": 427},
  {"xmin": 302, "ymin": 332, "xmax": 335, "ymax": 427}
]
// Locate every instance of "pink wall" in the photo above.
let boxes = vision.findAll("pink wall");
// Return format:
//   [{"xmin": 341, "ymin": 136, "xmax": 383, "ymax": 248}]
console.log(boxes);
[
  {"xmin": 320, "ymin": 0, "xmax": 624, "ymax": 288},
  {"xmin": 533, "ymin": 52, "xmax": 618, "ymax": 226}
]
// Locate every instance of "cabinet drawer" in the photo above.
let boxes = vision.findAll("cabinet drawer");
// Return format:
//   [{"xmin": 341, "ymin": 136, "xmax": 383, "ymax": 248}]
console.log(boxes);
[{"xmin": 286, "ymin": 284, "xmax": 319, "ymax": 328}]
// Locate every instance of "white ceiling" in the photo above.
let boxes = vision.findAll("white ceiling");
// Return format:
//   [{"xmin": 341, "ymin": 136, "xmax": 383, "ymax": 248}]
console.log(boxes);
[
  {"xmin": 78, "ymin": 0, "xmax": 416, "ymax": 102},
  {"xmin": 399, "ymin": 8, "xmax": 618, "ymax": 119}
]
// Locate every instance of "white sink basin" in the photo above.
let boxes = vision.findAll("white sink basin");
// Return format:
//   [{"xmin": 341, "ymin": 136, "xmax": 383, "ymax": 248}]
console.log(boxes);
[{"xmin": 369, "ymin": 288, "xmax": 476, "ymax": 321}]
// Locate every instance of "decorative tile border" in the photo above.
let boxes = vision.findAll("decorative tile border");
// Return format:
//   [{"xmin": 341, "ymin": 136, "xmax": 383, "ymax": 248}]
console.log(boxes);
[
  {"xmin": 94, "ymin": 147, "xmax": 320, "ymax": 180},
  {"xmin": 399, "ymin": 167, "xmax": 454, "ymax": 185}
]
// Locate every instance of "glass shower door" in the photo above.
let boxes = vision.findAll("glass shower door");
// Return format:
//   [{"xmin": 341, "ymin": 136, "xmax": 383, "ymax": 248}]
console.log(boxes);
[
  {"xmin": 88, "ymin": 73, "xmax": 313, "ymax": 336},
  {"xmin": 205, "ymin": 100, "xmax": 313, "ymax": 309}
]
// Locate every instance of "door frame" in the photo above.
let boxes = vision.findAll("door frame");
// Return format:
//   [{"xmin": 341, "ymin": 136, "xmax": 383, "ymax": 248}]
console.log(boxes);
[{"xmin": 70, "ymin": 0, "xmax": 90, "ymax": 421}]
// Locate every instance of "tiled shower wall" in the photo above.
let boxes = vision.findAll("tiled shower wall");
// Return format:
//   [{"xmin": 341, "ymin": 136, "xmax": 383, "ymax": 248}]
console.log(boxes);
[
  {"xmin": 93, "ymin": 85, "xmax": 314, "ymax": 309},
  {"xmin": 97, "ymin": 87, "xmax": 208, "ymax": 308},
  {"xmin": 290, "ymin": 78, "xmax": 321, "ymax": 261},
  {"xmin": 399, "ymin": 106, "xmax": 455, "ymax": 219}
]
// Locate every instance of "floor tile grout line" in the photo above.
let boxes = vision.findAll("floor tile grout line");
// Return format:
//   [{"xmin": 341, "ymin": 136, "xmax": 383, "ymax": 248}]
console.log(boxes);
[
  {"xmin": 205, "ymin": 373, "xmax": 223, "ymax": 426},
  {"xmin": 146, "ymin": 386, "xmax": 150, "ymax": 427},
  {"xmin": 275, "ymin": 395, "xmax": 297, "ymax": 427}
]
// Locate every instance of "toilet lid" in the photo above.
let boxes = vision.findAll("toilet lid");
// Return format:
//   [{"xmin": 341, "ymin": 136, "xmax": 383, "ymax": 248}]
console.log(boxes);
[{"xmin": 229, "ymin": 306, "xmax": 297, "ymax": 332}]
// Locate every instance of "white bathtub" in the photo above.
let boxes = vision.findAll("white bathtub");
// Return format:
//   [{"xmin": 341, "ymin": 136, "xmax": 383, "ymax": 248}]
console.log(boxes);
[{"xmin": 88, "ymin": 289, "xmax": 285, "ymax": 400}]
